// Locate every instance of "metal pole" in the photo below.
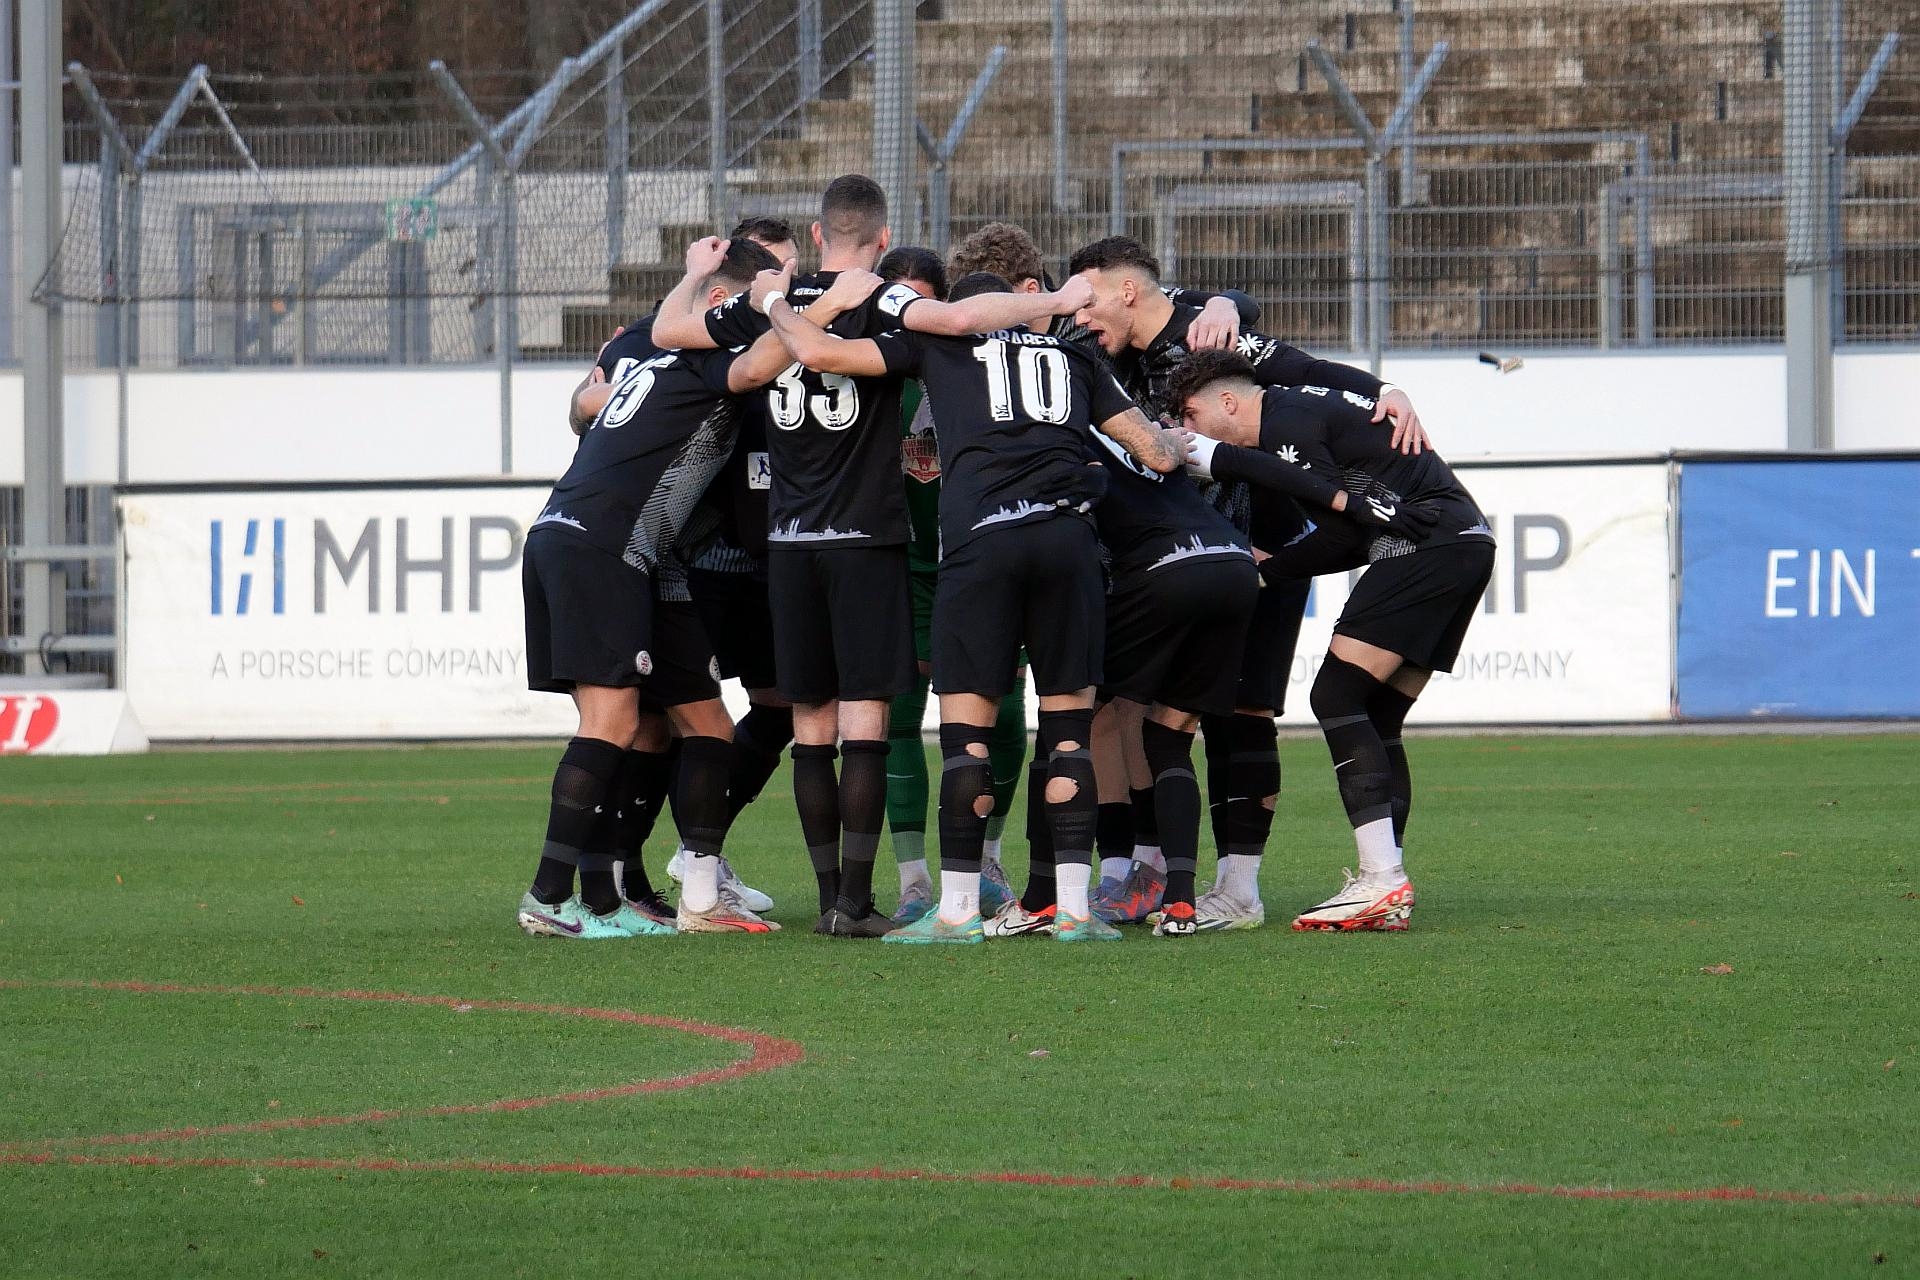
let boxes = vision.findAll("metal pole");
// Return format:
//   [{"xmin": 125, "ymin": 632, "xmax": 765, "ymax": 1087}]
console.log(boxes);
[
  {"xmin": 1783, "ymin": 0, "xmax": 1834, "ymax": 450},
  {"xmin": 0, "ymin": 0, "xmax": 14, "ymax": 365},
  {"xmin": 606, "ymin": 37, "xmax": 627, "ymax": 273},
  {"xmin": 96, "ymin": 133, "xmax": 119, "ymax": 365},
  {"xmin": 1829, "ymin": 31, "xmax": 1902, "ymax": 340},
  {"xmin": 1348, "ymin": 191, "xmax": 1366, "ymax": 354},
  {"xmin": 871, "ymin": 0, "xmax": 916, "ymax": 232},
  {"xmin": 500, "ymin": 171, "xmax": 516, "ymax": 474},
  {"xmin": 20, "ymin": 0, "xmax": 63, "ymax": 671},
  {"xmin": 798, "ymin": 0, "xmax": 821, "ymax": 103},
  {"xmin": 1632, "ymin": 135, "xmax": 1654, "ymax": 345},
  {"xmin": 1365, "ymin": 153, "xmax": 1387, "ymax": 375},
  {"xmin": 1398, "ymin": 0, "xmax": 1417, "ymax": 204},
  {"xmin": 707, "ymin": 0, "xmax": 728, "ymax": 233},
  {"xmin": 1598, "ymin": 186, "xmax": 1618, "ymax": 349},
  {"xmin": 1110, "ymin": 145, "xmax": 1127, "ymax": 237},
  {"xmin": 1052, "ymin": 0, "xmax": 1069, "ymax": 212}
]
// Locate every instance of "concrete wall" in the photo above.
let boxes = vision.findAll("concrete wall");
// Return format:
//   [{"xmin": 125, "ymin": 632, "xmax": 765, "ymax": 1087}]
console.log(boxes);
[{"xmin": 4, "ymin": 346, "xmax": 1920, "ymax": 486}]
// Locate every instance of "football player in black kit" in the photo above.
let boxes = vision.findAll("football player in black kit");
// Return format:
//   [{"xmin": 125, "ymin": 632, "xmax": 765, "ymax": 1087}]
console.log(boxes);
[
  {"xmin": 1169, "ymin": 348, "xmax": 1496, "ymax": 932},
  {"xmin": 517, "ymin": 237, "xmax": 796, "ymax": 938},
  {"xmin": 938, "ymin": 220, "xmax": 1268, "ymax": 936},
  {"xmin": 563, "ymin": 217, "xmax": 799, "ymax": 922},
  {"xmin": 762, "ymin": 267, "xmax": 1186, "ymax": 944},
  {"xmin": 1069, "ymin": 235, "xmax": 1429, "ymax": 932},
  {"xmin": 653, "ymin": 177, "xmax": 1101, "ymax": 937}
]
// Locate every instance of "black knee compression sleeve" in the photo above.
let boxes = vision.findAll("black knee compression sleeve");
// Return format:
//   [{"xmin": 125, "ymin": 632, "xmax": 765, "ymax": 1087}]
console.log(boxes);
[
  {"xmin": 1310, "ymin": 656, "xmax": 1393, "ymax": 830},
  {"xmin": 937, "ymin": 722, "xmax": 994, "ymax": 875},
  {"xmin": 1038, "ymin": 708, "xmax": 1097, "ymax": 867}
]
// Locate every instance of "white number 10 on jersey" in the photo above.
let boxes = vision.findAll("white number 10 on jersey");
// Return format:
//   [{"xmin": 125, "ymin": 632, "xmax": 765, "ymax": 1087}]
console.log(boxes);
[{"xmin": 972, "ymin": 339, "xmax": 1071, "ymax": 424}]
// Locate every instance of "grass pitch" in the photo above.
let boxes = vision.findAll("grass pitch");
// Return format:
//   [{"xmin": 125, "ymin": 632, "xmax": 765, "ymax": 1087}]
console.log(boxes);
[{"xmin": 2, "ymin": 732, "xmax": 1916, "ymax": 1276}]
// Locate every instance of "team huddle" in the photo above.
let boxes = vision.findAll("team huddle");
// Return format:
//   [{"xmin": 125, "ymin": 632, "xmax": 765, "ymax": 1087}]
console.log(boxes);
[{"xmin": 515, "ymin": 174, "xmax": 1495, "ymax": 943}]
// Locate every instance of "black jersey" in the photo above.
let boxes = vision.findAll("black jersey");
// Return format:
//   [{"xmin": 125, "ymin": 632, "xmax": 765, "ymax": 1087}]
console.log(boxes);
[
  {"xmin": 1213, "ymin": 386, "xmax": 1493, "ymax": 563},
  {"xmin": 875, "ymin": 323, "xmax": 1136, "ymax": 555},
  {"xmin": 1091, "ymin": 440, "xmax": 1251, "ymax": 580},
  {"xmin": 533, "ymin": 346, "xmax": 742, "ymax": 574},
  {"xmin": 703, "ymin": 273, "xmax": 919, "ymax": 548},
  {"xmin": 596, "ymin": 312, "xmax": 662, "ymax": 379}
]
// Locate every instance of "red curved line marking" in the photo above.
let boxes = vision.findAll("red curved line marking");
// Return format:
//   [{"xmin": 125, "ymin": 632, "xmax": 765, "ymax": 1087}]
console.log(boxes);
[
  {"xmin": 0, "ymin": 979, "xmax": 803, "ymax": 1153},
  {"xmin": 2, "ymin": 1152, "xmax": 1916, "ymax": 1210}
]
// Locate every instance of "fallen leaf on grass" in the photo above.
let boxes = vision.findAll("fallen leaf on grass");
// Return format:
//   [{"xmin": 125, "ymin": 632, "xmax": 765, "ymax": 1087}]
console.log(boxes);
[
  {"xmin": 1700, "ymin": 964, "xmax": 1736, "ymax": 976},
  {"xmin": 267, "ymin": 1099, "xmax": 280, "ymax": 1110},
  {"xmin": 1778, "ymin": 851, "xmax": 1799, "ymax": 858},
  {"xmin": 144, "ymin": 814, "xmax": 155, "ymax": 822},
  {"xmin": 1722, "ymin": 1117, "xmax": 1743, "ymax": 1128},
  {"xmin": 1886, "ymin": 1060, "xmax": 1897, "ymax": 1072},
  {"xmin": 313, "ymin": 1250, "xmax": 329, "ymax": 1261},
  {"xmin": 114, "ymin": 874, "xmax": 123, "ymax": 885},
  {"xmin": 454, "ymin": 1003, "xmax": 474, "ymax": 1014},
  {"xmin": 1027, "ymin": 1048, "xmax": 1049, "ymax": 1059},
  {"xmin": 291, "ymin": 896, "xmax": 305, "ymax": 907}
]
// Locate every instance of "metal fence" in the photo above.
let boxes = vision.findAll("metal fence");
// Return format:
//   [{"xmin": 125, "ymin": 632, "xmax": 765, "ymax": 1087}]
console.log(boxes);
[
  {"xmin": 7, "ymin": 0, "xmax": 1920, "ymax": 674},
  {"xmin": 10, "ymin": 0, "xmax": 1917, "ymax": 374}
]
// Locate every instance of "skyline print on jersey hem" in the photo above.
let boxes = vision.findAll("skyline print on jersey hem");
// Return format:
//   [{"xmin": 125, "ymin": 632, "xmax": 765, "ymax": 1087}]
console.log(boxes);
[{"xmin": 1148, "ymin": 537, "xmax": 1254, "ymax": 572}]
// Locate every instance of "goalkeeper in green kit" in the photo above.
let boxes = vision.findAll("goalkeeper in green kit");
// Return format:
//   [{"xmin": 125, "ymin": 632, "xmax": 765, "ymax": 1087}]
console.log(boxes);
[{"xmin": 875, "ymin": 246, "xmax": 1028, "ymax": 924}]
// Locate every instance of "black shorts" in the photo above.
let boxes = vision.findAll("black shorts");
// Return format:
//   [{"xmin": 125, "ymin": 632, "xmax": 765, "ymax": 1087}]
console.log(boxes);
[
  {"xmin": 687, "ymin": 567, "xmax": 779, "ymax": 691},
  {"xmin": 767, "ymin": 544, "xmax": 915, "ymax": 703},
  {"xmin": 1235, "ymin": 575, "xmax": 1312, "ymax": 715},
  {"xmin": 933, "ymin": 514, "xmax": 1104, "ymax": 698},
  {"xmin": 1335, "ymin": 540, "xmax": 1496, "ymax": 673},
  {"xmin": 522, "ymin": 531, "xmax": 721, "ymax": 706},
  {"xmin": 1102, "ymin": 555, "xmax": 1260, "ymax": 717}
]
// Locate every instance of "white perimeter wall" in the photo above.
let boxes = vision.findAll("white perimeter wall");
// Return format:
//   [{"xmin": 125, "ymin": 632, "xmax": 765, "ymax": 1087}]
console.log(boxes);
[{"xmin": 2, "ymin": 347, "xmax": 1919, "ymax": 485}]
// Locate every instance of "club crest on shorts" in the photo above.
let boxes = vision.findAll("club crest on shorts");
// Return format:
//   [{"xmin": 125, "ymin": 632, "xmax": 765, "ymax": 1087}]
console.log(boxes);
[
  {"xmin": 635, "ymin": 650, "xmax": 654, "ymax": 676},
  {"xmin": 709, "ymin": 657, "xmax": 723, "ymax": 683},
  {"xmin": 901, "ymin": 433, "xmax": 941, "ymax": 484}
]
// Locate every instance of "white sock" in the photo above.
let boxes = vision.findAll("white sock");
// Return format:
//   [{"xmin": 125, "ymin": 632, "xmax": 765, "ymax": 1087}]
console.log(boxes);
[
  {"xmin": 682, "ymin": 851, "xmax": 722, "ymax": 912},
  {"xmin": 1098, "ymin": 856, "xmax": 1131, "ymax": 882},
  {"xmin": 1136, "ymin": 846, "xmax": 1167, "ymax": 874},
  {"xmin": 1219, "ymin": 853, "xmax": 1262, "ymax": 901},
  {"xmin": 1057, "ymin": 862, "xmax": 1093, "ymax": 918},
  {"xmin": 1354, "ymin": 819, "xmax": 1403, "ymax": 882},
  {"xmin": 897, "ymin": 858, "xmax": 931, "ymax": 894},
  {"xmin": 937, "ymin": 870, "xmax": 980, "ymax": 923},
  {"xmin": 982, "ymin": 839, "xmax": 1002, "ymax": 865}
]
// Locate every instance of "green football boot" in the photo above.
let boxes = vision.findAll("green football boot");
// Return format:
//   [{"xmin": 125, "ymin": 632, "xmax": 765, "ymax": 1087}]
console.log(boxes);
[
  {"xmin": 1054, "ymin": 909, "xmax": 1124, "ymax": 942},
  {"xmin": 882, "ymin": 909, "xmax": 985, "ymax": 945}
]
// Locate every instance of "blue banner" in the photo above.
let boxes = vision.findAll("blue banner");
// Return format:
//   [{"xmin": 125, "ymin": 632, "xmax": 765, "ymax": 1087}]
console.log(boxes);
[{"xmin": 1677, "ymin": 459, "xmax": 1920, "ymax": 718}]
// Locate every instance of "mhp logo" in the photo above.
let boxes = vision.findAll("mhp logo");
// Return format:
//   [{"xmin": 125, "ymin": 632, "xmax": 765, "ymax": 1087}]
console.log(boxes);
[
  {"xmin": 0, "ymin": 695, "xmax": 61, "ymax": 754},
  {"xmin": 210, "ymin": 518, "xmax": 286, "ymax": 616}
]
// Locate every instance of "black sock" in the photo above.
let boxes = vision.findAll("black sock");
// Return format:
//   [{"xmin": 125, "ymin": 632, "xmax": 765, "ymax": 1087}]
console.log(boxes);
[
  {"xmin": 1200, "ymin": 714, "xmax": 1233, "ymax": 854},
  {"xmin": 1039, "ymin": 709, "xmax": 1097, "ymax": 872},
  {"xmin": 1310, "ymin": 657, "xmax": 1393, "ymax": 830},
  {"xmin": 534, "ymin": 736, "xmax": 625, "ymax": 906},
  {"xmin": 675, "ymin": 734, "xmax": 735, "ymax": 858},
  {"xmin": 609, "ymin": 748, "xmax": 671, "ymax": 901},
  {"xmin": 791, "ymin": 743, "xmax": 841, "ymax": 912},
  {"xmin": 1129, "ymin": 784, "xmax": 1160, "ymax": 850},
  {"xmin": 1220, "ymin": 712, "xmax": 1279, "ymax": 861},
  {"xmin": 728, "ymin": 703, "xmax": 794, "ymax": 820},
  {"xmin": 1142, "ymin": 720, "xmax": 1201, "ymax": 906},
  {"xmin": 1367, "ymin": 683, "xmax": 1417, "ymax": 845},
  {"xmin": 937, "ymin": 722, "xmax": 994, "ymax": 880},
  {"xmin": 837, "ymin": 739, "xmax": 889, "ymax": 913},
  {"xmin": 1095, "ymin": 802, "xmax": 1133, "ymax": 868},
  {"xmin": 1020, "ymin": 758, "xmax": 1056, "ymax": 912}
]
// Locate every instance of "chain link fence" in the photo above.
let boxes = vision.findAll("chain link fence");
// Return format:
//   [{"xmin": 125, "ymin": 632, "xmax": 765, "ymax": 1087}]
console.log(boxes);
[{"xmin": 12, "ymin": 0, "xmax": 1920, "ymax": 369}]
